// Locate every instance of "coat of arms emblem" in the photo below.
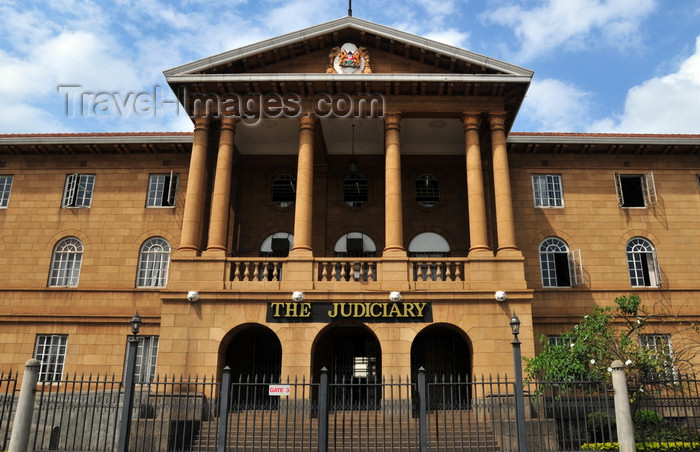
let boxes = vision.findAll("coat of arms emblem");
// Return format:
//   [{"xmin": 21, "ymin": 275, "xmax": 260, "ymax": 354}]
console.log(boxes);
[{"xmin": 327, "ymin": 43, "xmax": 372, "ymax": 74}]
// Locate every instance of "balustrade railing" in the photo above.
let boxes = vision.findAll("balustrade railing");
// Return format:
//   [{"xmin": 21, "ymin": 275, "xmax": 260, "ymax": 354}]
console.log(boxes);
[
  {"xmin": 316, "ymin": 258, "xmax": 379, "ymax": 282},
  {"xmin": 229, "ymin": 258, "xmax": 285, "ymax": 282},
  {"xmin": 409, "ymin": 258, "xmax": 465, "ymax": 282}
]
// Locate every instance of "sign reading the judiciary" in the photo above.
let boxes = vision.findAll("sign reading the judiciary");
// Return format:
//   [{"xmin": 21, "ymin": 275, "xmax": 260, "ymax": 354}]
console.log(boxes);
[{"xmin": 267, "ymin": 302, "xmax": 432, "ymax": 323}]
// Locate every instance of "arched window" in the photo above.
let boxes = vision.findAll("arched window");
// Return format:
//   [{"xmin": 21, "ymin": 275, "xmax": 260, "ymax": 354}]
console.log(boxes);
[
  {"xmin": 49, "ymin": 237, "xmax": 83, "ymax": 287},
  {"xmin": 260, "ymin": 232, "xmax": 294, "ymax": 257},
  {"xmin": 626, "ymin": 237, "xmax": 660, "ymax": 287},
  {"xmin": 539, "ymin": 237, "xmax": 571, "ymax": 287},
  {"xmin": 415, "ymin": 174, "xmax": 440, "ymax": 207},
  {"xmin": 343, "ymin": 173, "xmax": 368, "ymax": 207},
  {"xmin": 271, "ymin": 174, "xmax": 296, "ymax": 208},
  {"xmin": 137, "ymin": 237, "xmax": 171, "ymax": 288},
  {"xmin": 258, "ymin": 232, "xmax": 294, "ymax": 281}
]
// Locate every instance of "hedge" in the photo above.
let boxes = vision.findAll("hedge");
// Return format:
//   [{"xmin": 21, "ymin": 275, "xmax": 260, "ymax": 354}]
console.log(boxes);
[{"xmin": 581, "ymin": 441, "xmax": 700, "ymax": 451}]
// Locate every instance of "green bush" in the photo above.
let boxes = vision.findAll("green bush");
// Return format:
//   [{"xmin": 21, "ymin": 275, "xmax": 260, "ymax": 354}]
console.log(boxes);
[
  {"xmin": 635, "ymin": 409, "xmax": 663, "ymax": 427},
  {"xmin": 587, "ymin": 411, "xmax": 616, "ymax": 442}
]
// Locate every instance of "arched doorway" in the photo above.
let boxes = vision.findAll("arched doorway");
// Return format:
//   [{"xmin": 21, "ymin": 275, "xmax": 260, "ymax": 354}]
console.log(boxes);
[
  {"xmin": 311, "ymin": 322, "xmax": 381, "ymax": 410},
  {"xmin": 219, "ymin": 324, "xmax": 282, "ymax": 408},
  {"xmin": 411, "ymin": 324, "xmax": 471, "ymax": 409}
]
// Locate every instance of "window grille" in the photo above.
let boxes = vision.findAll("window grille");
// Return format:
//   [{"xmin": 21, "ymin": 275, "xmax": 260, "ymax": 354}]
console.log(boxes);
[
  {"xmin": 0, "ymin": 175, "xmax": 13, "ymax": 208},
  {"xmin": 133, "ymin": 336, "xmax": 159, "ymax": 383},
  {"xmin": 34, "ymin": 335, "xmax": 68, "ymax": 382},
  {"xmin": 415, "ymin": 174, "xmax": 440, "ymax": 207},
  {"xmin": 539, "ymin": 237, "xmax": 583, "ymax": 287},
  {"xmin": 614, "ymin": 172, "xmax": 657, "ymax": 207},
  {"xmin": 146, "ymin": 172, "xmax": 178, "ymax": 207},
  {"xmin": 62, "ymin": 174, "xmax": 95, "ymax": 207},
  {"xmin": 639, "ymin": 334, "xmax": 674, "ymax": 379},
  {"xmin": 271, "ymin": 174, "xmax": 296, "ymax": 207},
  {"xmin": 48, "ymin": 237, "xmax": 83, "ymax": 287},
  {"xmin": 626, "ymin": 237, "xmax": 660, "ymax": 287},
  {"xmin": 137, "ymin": 237, "xmax": 170, "ymax": 287},
  {"xmin": 532, "ymin": 174, "xmax": 563, "ymax": 207},
  {"xmin": 343, "ymin": 173, "xmax": 368, "ymax": 207}
]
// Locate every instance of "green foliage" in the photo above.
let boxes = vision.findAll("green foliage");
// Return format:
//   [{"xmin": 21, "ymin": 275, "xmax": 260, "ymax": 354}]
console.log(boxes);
[
  {"xmin": 581, "ymin": 441, "xmax": 700, "ymax": 451},
  {"xmin": 587, "ymin": 411, "xmax": 616, "ymax": 442},
  {"xmin": 524, "ymin": 294, "xmax": 675, "ymax": 387},
  {"xmin": 635, "ymin": 409, "xmax": 663, "ymax": 427}
]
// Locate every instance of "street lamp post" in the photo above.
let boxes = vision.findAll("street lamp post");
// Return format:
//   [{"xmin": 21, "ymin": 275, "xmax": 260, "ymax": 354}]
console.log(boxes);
[
  {"xmin": 510, "ymin": 313, "xmax": 528, "ymax": 452},
  {"xmin": 118, "ymin": 311, "xmax": 142, "ymax": 452}
]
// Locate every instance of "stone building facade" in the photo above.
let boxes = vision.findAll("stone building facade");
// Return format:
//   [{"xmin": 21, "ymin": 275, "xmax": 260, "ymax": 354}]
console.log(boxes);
[{"xmin": 1, "ymin": 17, "xmax": 699, "ymax": 384}]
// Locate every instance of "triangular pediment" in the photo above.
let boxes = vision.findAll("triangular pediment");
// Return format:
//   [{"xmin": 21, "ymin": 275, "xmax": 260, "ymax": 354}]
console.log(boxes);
[{"xmin": 164, "ymin": 16, "xmax": 532, "ymax": 77}]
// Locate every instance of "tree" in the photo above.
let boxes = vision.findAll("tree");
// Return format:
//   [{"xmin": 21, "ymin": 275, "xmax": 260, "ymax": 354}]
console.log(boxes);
[{"xmin": 524, "ymin": 294, "xmax": 680, "ymax": 386}]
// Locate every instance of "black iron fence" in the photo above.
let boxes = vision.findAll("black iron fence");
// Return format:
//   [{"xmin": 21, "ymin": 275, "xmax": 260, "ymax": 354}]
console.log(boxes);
[
  {"xmin": 0, "ymin": 368, "xmax": 18, "ymax": 450},
  {"xmin": 2, "ymin": 369, "xmax": 699, "ymax": 451}
]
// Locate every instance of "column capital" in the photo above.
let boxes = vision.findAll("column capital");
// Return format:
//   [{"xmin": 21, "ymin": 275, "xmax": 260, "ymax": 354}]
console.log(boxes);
[
  {"xmin": 462, "ymin": 113, "xmax": 481, "ymax": 131},
  {"xmin": 488, "ymin": 113, "xmax": 508, "ymax": 132},
  {"xmin": 384, "ymin": 113, "xmax": 402, "ymax": 130},
  {"xmin": 299, "ymin": 114, "xmax": 316, "ymax": 130},
  {"xmin": 220, "ymin": 115, "xmax": 237, "ymax": 130},
  {"xmin": 193, "ymin": 115, "xmax": 211, "ymax": 131}
]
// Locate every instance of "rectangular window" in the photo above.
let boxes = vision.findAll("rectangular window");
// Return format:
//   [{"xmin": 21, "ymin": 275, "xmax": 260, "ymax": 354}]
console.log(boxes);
[
  {"xmin": 639, "ymin": 334, "xmax": 674, "ymax": 379},
  {"xmin": 532, "ymin": 174, "xmax": 564, "ymax": 207},
  {"xmin": 131, "ymin": 336, "xmax": 159, "ymax": 384},
  {"xmin": 614, "ymin": 172, "xmax": 657, "ymax": 208},
  {"xmin": 146, "ymin": 172, "xmax": 179, "ymax": 207},
  {"xmin": 0, "ymin": 175, "xmax": 13, "ymax": 208},
  {"xmin": 62, "ymin": 174, "xmax": 95, "ymax": 208},
  {"xmin": 34, "ymin": 334, "xmax": 68, "ymax": 382}
]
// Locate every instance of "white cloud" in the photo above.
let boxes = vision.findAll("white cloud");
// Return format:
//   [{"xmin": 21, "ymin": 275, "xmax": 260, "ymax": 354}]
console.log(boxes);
[
  {"xmin": 481, "ymin": 0, "xmax": 656, "ymax": 62},
  {"xmin": 423, "ymin": 29, "xmax": 470, "ymax": 48},
  {"xmin": 518, "ymin": 78, "xmax": 594, "ymax": 131},
  {"xmin": 589, "ymin": 36, "xmax": 700, "ymax": 133}
]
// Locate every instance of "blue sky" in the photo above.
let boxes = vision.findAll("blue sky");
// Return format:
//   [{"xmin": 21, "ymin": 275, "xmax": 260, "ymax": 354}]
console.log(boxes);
[{"xmin": 1, "ymin": 0, "xmax": 699, "ymax": 134}]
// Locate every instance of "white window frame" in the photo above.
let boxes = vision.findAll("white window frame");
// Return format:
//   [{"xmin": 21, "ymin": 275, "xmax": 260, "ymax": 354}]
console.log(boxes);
[
  {"xmin": 136, "ymin": 237, "xmax": 170, "ymax": 288},
  {"xmin": 133, "ymin": 335, "xmax": 159, "ymax": 384},
  {"xmin": 614, "ymin": 172, "xmax": 657, "ymax": 208},
  {"xmin": 532, "ymin": 174, "xmax": 564, "ymax": 208},
  {"xmin": 0, "ymin": 175, "xmax": 13, "ymax": 208},
  {"xmin": 626, "ymin": 237, "xmax": 660, "ymax": 287},
  {"xmin": 146, "ymin": 172, "xmax": 179, "ymax": 207},
  {"xmin": 62, "ymin": 173, "xmax": 95, "ymax": 208},
  {"xmin": 48, "ymin": 237, "xmax": 83, "ymax": 287},
  {"xmin": 34, "ymin": 334, "xmax": 68, "ymax": 382},
  {"xmin": 639, "ymin": 333, "xmax": 675, "ymax": 379},
  {"xmin": 539, "ymin": 237, "xmax": 583, "ymax": 287}
]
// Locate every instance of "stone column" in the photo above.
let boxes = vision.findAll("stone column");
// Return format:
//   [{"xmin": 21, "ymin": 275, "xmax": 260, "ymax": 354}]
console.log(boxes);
[
  {"xmin": 178, "ymin": 115, "xmax": 210, "ymax": 255},
  {"xmin": 463, "ymin": 113, "xmax": 491, "ymax": 255},
  {"xmin": 490, "ymin": 113, "xmax": 518, "ymax": 255},
  {"xmin": 205, "ymin": 116, "xmax": 237, "ymax": 256},
  {"xmin": 383, "ymin": 113, "xmax": 406, "ymax": 256},
  {"xmin": 290, "ymin": 115, "xmax": 316, "ymax": 256}
]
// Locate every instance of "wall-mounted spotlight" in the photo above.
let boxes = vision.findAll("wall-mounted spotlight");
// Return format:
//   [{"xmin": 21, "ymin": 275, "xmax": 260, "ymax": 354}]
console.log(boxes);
[
  {"xmin": 187, "ymin": 291, "xmax": 199, "ymax": 303},
  {"xmin": 292, "ymin": 291, "xmax": 305, "ymax": 302},
  {"xmin": 495, "ymin": 290, "xmax": 507, "ymax": 303},
  {"xmin": 389, "ymin": 291, "xmax": 402, "ymax": 302}
]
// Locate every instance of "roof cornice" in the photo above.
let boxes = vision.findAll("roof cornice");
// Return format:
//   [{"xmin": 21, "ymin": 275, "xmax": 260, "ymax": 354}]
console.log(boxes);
[
  {"xmin": 166, "ymin": 73, "xmax": 532, "ymax": 84},
  {"xmin": 507, "ymin": 133, "xmax": 700, "ymax": 146},
  {"xmin": 163, "ymin": 16, "xmax": 533, "ymax": 78}
]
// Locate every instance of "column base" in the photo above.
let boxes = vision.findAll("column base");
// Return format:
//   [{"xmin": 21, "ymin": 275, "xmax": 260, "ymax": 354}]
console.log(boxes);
[
  {"xmin": 201, "ymin": 248, "xmax": 227, "ymax": 259},
  {"xmin": 468, "ymin": 247, "xmax": 494, "ymax": 258},
  {"xmin": 496, "ymin": 247, "xmax": 523, "ymax": 258},
  {"xmin": 174, "ymin": 248, "xmax": 199, "ymax": 258}
]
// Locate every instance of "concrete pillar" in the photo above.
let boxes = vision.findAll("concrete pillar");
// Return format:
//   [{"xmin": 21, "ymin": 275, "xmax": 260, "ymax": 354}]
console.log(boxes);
[
  {"xmin": 489, "ymin": 113, "xmax": 518, "ymax": 255},
  {"xmin": 611, "ymin": 360, "xmax": 636, "ymax": 452},
  {"xmin": 383, "ymin": 113, "xmax": 405, "ymax": 256},
  {"xmin": 179, "ymin": 115, "xmax": 210, "ymax": 255},
  {"xmin": 205, "ymin": 116, "xmax": 237, "ymax": 256},
  {"xmin": 462, "ymin": 113, "xmax": 491, "ymax": 255},
  {"xmin": 9, "ymin": 358, "xmax": 40, "ymax": 452},
  {"xmin": 290, "ymin": 115, "xmax": 316, "ymax": 256}
]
